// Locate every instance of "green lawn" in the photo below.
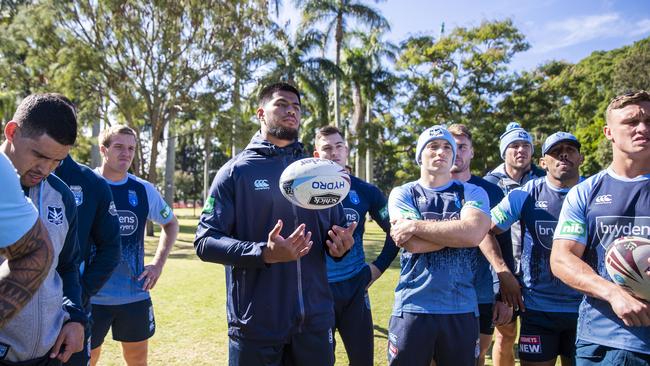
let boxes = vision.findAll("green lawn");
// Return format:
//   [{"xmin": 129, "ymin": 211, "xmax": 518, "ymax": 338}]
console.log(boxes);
[{"xmin": 95, "ymin": 208, "xmax": 515, "ymax": 365}]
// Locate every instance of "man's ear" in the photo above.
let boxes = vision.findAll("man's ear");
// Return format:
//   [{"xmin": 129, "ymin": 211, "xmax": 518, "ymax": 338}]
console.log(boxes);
[
  {"xmin": 256, "ymin": 107, "xmax": 265, "ymax": 124},
  {"xmin": 313, "ymin": 150, "xmax": 320, "ymax": 158},
  {"xmin": 4, "ymin": 121, "xmax": 18, "ymax": 142},
  {"xmin": 539, "ymin": 156, "xmax": 548, "ymax": 170}
]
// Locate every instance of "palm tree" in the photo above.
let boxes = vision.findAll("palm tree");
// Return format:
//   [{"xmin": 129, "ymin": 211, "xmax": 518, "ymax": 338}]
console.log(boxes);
[{"xmin": 295, "ymin": 0, "xmax": 389, "ymax": 128}]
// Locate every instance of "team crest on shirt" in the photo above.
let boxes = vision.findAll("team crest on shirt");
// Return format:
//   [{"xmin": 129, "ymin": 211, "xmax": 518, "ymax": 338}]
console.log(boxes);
[
  {"xmin": 70, "ymin": 185, "xmax": 83, "ymax": 206},
  {"xmin": 348, "ymin": 190, "xmax": 360, "ymax": 205},
  {"xmin": 0, "ymin": 343, "xmax": 9, "ymax": 359},
  {"xmin": 47, "ymin": 206, "xmax": 64, "ymax": 225},
  {"xmin": 128, "ymin": 190, "xmax": 138, "ymax": 207}
]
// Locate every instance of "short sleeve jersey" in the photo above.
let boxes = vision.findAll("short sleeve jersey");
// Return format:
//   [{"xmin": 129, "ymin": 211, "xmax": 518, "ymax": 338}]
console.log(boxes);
[
  {"xmin": 388, "ymin": 179, "xmax": 490, "ymax": 315},
  {"xmin": 326, "ymin": 175, "xmax": 391, "ymax": 283},
  {"xmin": 492, "ymin": 177, "xmax": 582, "ymax": 312},
  {"xmin": 92, "ymin": 173, "xmax": 173, "ymax": 305},
  {"xmin": 0, "ymin": 152, "xmax": 38, "ymax": 248},
  {"xmin": 554, "ymin": 169, "xmax": 650, "ymax": 354}
]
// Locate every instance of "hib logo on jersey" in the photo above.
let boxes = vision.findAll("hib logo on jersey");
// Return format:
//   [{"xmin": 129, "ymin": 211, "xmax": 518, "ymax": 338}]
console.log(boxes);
[
  {"xmin": 519, "ymin": 335, "xmax": 542, "ymax": 354},
  {"xmin": 47, "ymin": 206, "xmax": 64, "ymax": 225},
  {"xmin": 534, "ymin": 220, "xmax": 557, "ymax": 250},
  {"xmin": 596, "ymin": 216, "xmax": 650, "ymax": 249},
  {"xmin": 254, "ymin": 179, "xmax": 270, "ymax": 190},
  {"xmin": 117, "ymin": 210, "xmax": 139, "ymax": 236},
  {"xmin": 344, "ymin": 208, "xmax": 360, "ymax": 225}
]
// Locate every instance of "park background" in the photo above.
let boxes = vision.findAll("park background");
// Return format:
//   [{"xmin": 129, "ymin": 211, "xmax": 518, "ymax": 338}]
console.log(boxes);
[{"xmin": 0, "ymin": 0, "xmax": 649, "ymax": 364}]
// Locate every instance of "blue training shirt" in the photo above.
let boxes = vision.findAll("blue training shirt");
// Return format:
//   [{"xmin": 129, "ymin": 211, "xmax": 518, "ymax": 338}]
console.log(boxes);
[
  {"xmin": 326, "ymin": 175, "xmax": 398, "ymax": 283},
  {"xmin": 92, "ymin": 172, "xmax": 173, "ymax": 306},
  {"xmin": 554, "ymin": 168, "xmax": 650, "ymax": 354},
  {"xmin": 493, "ymin": 177, "xmax": 582, "ymax": 312},
  {"xmin": 0, "ymin": 152, "xmax": 38, "ymax": 248},
  {"xmin": 388, "ymin": 179, "xmax": 490, "ymax": 315}
]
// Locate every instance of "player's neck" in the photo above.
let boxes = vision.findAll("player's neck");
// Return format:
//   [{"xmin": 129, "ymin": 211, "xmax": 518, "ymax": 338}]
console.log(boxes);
[
  {"xmin": 610, "ymin": 151, "xmax": 650, "ymax": 178},
  {"xmin": 262, "ymin": 132, "xmax": 294, "ymax": 148},
  {"xmin": 505, "ymin": 163, "xmax": 529, "ymax": 183},
  {"xmin": 451, "ymin": 169, "xmax": 471, "ymax": 182},
  {"xmin": 98, "ymin": 164, "xmax": 128, "ymax": 182},
  {"xmin": 547, "ymin": 175, "xmax": 579, "ymax": 189},
  {"xmin": 419, "ymin": 172, "xmax": 452, "ymax": 189}
]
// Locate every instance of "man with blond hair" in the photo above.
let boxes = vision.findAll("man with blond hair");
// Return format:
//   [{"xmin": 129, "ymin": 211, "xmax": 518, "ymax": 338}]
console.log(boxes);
[{"xmin": 90, "ymin": 125, "xmax": 179, "ymax": 366}]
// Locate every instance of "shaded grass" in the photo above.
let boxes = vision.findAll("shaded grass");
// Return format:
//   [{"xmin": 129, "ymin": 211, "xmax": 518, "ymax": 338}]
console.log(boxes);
[{"xmin": 96, "ymin": 209, "xmax": 519, "ymax": 365}]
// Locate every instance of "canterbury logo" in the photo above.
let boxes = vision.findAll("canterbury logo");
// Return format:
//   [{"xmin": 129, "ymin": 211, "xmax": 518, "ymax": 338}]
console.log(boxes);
[
  {"xmin": 595, "ymin": 194, "xmax": 612, "ymax": 204},
  {"xmin": 535, "ymin": 201, "xmax": 548, "ymax": 209},
  {"xmin": 254, "ymin": 179, "xmax": 270, "ymax": 190}
]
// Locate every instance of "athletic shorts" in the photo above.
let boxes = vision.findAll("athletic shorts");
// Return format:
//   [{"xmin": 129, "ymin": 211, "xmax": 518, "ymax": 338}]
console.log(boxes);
[
  {"xmin": 518, "ymin": 309, "xmax": 577, "ymax": 362},
  {"xmin": 90, "ymin": 298, "xmax": 155, "ymax": 349},
  {"xmin": 387, "ymin": 312, "xmax": 478, "ymax": 366},
  {"xmin": 0, "ymin": 354, "xmax": 61, "ymax": 366},
  {"xmin": 575, "ymin": 340, "xmax": 650, "ymax": 366},
  {"xmin": 478, "ymin": 303, "xmax": 495, "ymax": 335}
]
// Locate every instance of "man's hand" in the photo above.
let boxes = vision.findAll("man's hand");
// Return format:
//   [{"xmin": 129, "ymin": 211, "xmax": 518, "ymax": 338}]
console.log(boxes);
[
  {"xmin": 262, "ymin": 220, "xmax": 313, "ymax": 263},
  {"xmin": 492, "ymin": 301, "xmax": 513, "ymax": 326},
  {"xmin": 139, "ymin": 263, "xmax": 164, "ymax": 291},
  {"xmin": 326, "ymin": 222, "xmax": 357, "ymax": 258},
  {"xmin": 497, "ymin": 270, "xmax": 525, "ymax": 312},
  {"xmin": 366, "ymin": 263, "xmax": 382, "ymax": 290},
  {"xmin": 390, "ymin": 219, "xmax": 416, "ymax": 247},
  {"xmin": 608, "ymin": 286, "xmax": 650, "ymax": 327},
  {"xmin": 50, "ymin": 321, "xmax": 84, "ymax": 362}
]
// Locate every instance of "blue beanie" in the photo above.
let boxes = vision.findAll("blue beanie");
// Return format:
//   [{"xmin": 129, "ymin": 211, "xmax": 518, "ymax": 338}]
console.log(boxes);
[
  {"xmin": 415, "ymin": 125, "xmax": 457, "ymax": 166},
  {"xmin": 499, "ymin": 122, "xmax": 534, "ymax": 159}
]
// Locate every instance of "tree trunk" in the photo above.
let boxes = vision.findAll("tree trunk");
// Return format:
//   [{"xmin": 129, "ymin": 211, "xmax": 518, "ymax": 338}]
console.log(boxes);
[
  {"xmin": 164, "ymin": 121, "xmax": 175, "ymax": 207},
  {"xmin": 90, "ymin": 119, "xmax": 101, "ymax": 168},
  {"xmin": 334, "ymin": 10, "xmax": 343, "ymax": 128},
  {"xmin": 203, "ymin": 121, "xmax": 212, "ymax": 201}
]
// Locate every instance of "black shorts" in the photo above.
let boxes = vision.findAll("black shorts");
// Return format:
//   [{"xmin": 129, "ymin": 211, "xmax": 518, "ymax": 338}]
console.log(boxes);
[
  {"xmin": 90, "ymin": 298, "xmax": 155, "ymax": 349},
  {"xmin": 478, "ymin": 303, "xmax": 495, "ymax": 335},
  {"xmin": 518, "ymin": 309, "xmax": 577, "ymax": 362}
]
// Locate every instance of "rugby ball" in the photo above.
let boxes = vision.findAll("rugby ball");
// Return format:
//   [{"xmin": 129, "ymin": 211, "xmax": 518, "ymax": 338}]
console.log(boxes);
[
  {"xmin": 279, "ymin": 158, "xmax": 350, "ymax": 210},
  {"xmin": 605, "ymin": 236, "xmax": 650, "ymax": 301}
]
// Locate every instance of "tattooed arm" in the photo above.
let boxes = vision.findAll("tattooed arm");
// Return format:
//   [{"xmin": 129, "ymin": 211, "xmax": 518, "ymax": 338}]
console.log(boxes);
[{"xmin": 0, "ymin": 219, "xmax": 54, "ymax": 327}]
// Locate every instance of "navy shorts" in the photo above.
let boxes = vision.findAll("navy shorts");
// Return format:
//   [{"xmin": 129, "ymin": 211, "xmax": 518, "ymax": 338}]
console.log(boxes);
[
  {"xmin": 518, "ymin": 309, "xmax": 577, "ymax": 362},
  {"xmin": 330, "ymin": 265, "xmax": 374, "ymax": 366},
  {"xmin": 0, "ymin": 355, "xmax": 61, "ymax": 366},
  {"xmin": 478, "ymin": 303, "xmax": 495, "ymax": 335},
  {"xmin": 387, "ymin": 312, "xmax": 478, "ymax": 366},
  {"xmin": 90, "ymin": 298, "xmax": 155, "ymax": 349},
  {"xmin": 228, "ymin": 329, "xmax": 334, "ymax": 366},
  {"xmin": 575, "ymin": 340, "xmax": 650, "ymax": 366}
]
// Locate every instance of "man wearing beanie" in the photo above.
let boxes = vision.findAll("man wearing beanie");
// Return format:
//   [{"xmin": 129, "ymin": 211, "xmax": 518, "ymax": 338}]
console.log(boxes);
[
  {"xmin": 386, "ymin": 125, "xmax": 491, "ymax": 366},
  {"xmin": 484, "ymin": 122, "xmax": 545, "ymax": 366}
]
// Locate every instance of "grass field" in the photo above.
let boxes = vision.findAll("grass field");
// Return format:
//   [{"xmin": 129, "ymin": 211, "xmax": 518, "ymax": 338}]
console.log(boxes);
[{"xmin": 95, "ymin": 208, "xmax": 516, "ymax": 365}]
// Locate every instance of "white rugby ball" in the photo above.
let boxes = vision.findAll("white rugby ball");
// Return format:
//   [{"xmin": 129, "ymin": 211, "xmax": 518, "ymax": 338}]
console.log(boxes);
[
  {"xmin": 279, "ymin": 158, "xmax": 350, "ymax": 210},
  {"xmin": 605, "ymin": 236, "xmax": 650, "ymax": 301}
]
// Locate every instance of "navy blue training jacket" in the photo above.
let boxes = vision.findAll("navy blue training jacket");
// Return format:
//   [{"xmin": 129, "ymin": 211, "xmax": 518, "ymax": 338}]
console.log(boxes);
[{"xmin": 195, "ymin": 134, "xmax": 347, "ymax": 344}]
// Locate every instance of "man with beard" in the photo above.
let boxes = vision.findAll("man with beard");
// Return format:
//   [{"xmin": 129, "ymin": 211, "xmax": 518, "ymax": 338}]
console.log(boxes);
[
  {"xmin": 486, "ymin": 132, "xmax": 584, "ymax": 366},
  {"xmin": 552, "ymin": 90, "xmax": 650, "ymax": 364},
  {"xmin": 484, "ymin": 122, "xmax": 545, "ymax": 366},
  {"xmin": 195, "ymin": 82, "xmax": 357, "ymax": 366}
]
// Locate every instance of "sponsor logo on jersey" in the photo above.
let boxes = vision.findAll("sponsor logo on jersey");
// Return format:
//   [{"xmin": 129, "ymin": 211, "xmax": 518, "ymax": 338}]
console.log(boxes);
[
  {"xmin": 202, "ymin": 197, "xmax": 215, "ymax": 214},
  {"xmin": 463, "ymin": 200, "xmax": 483, "ymax": 210},
  {"xmin": 160, "ymin": 205, "xmax": 171, "ymax": 219},
  {"xmin": 344, "ymin": 208, "xmax": 360, "ymax": 224},
  {"xmin": 534, "ymin": 220, "xmax": 558, "ymax": 250},
  {"xmin": 349, "ymin": 190, "xmax": 360, "ymax": 205},
  {"xmin": 117, "ymin": 210, "xmax": 139, "ymax": 236},
  {"xmin": 47, "ymin": 206, "xmax": 64, "ymax": 225},
  {"xmin": 309, "ymin": 194, "xmax": 341, "ymax": 206},
  {"xmin": 399, "ymin": 209, "xmax": 420, "ymax": 220},
  {"xmin": 535, "ymin": 200, "xmax": 548, "ymax": 209},
  {"xmin": 595, "ymin": 194, "xmax": 613, "ymax": 204},
  {"xmin": 558, "ymin": 220, "xmax": 586, "ymax": 237},
  {"xmin": 417, "ymin": 195, "xmax": 427, "ymax": 205},
  {"xmin": 128, "ymin": 190, "xmax": 138, "ymax": 207},
  {"xmin": 108, "ymin": 201, "xmax": 118, "ymax": 216},
  {"xmin": 254, "ymin": 179, "xmax": 270, "ymax": 190},
  {"xmin": 379, "ymin": 205, "xmax": 389, "ymax": 220},
  {"xmin": 492, "ymin": 207, "xmax": 508, "ymax": 224},
  {"xmin": 422, "ymin": 211, "xmax": 460, "ymax": 221},
  {"xmin": 519, "ymin": 335, "xmax": 542, "ymax": 354},
  {"xmin": 595, "ymin": 216, "xmax": 650, "ymax": 249},
  {"xmin": 0, "ymin": 343, "xmax": 9, "ymax": 360},
  {"xmin": 70, "ymin": 185, "xmax": 83, "ymax": 206}
]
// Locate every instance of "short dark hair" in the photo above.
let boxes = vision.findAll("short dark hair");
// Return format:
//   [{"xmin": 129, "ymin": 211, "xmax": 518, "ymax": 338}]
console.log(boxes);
[
  {"xmin": 258, "ymin": 82, "xmax": 301, "ymax": 107},
  {"xmin": 315, "ymin": 125, "xmax": 343, "ymax": 142},
  {"xmin": 12, "ymin": 93, "xmax": 77, "ymax": 146}
]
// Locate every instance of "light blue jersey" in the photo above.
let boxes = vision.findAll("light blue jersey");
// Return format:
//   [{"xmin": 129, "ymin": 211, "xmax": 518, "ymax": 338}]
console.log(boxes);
[
  {"xmin": 492, "ymin": 177, "xmax": 582, "ymax": 312},
  {"xmin": 0, "ymin": 152, "xmax": 38, "ymax": 248},
  {"xmin": 554, "ymin": 168, "xmax": 650, "ymax": 354},
  {"xmin": 92, "ymin": 173, "xmax": 173, "ymax": 306},
  {"xmin": 388, "ymin": 179, "xmax": 490, "ymax": 315}
]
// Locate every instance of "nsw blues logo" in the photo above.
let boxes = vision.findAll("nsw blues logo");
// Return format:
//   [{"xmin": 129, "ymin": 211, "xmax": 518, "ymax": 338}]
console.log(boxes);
[
  {"xmin": 0, "ymin": 342, "xmax": 9, "ymax": 360},
  {"xmin": 349, "ymin": 190, "xmax": 360, "ymax": 205},
  {"xmin": 128, "ymin": 190, "xmax": 138, "ymax": 207},
  {"xmin": 70, "ymin": 185, "xmax": 83, "ymax": 206},
  {"xmin": 47, "ymin": 206, "xmax": 64, "ymax": 225}
]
